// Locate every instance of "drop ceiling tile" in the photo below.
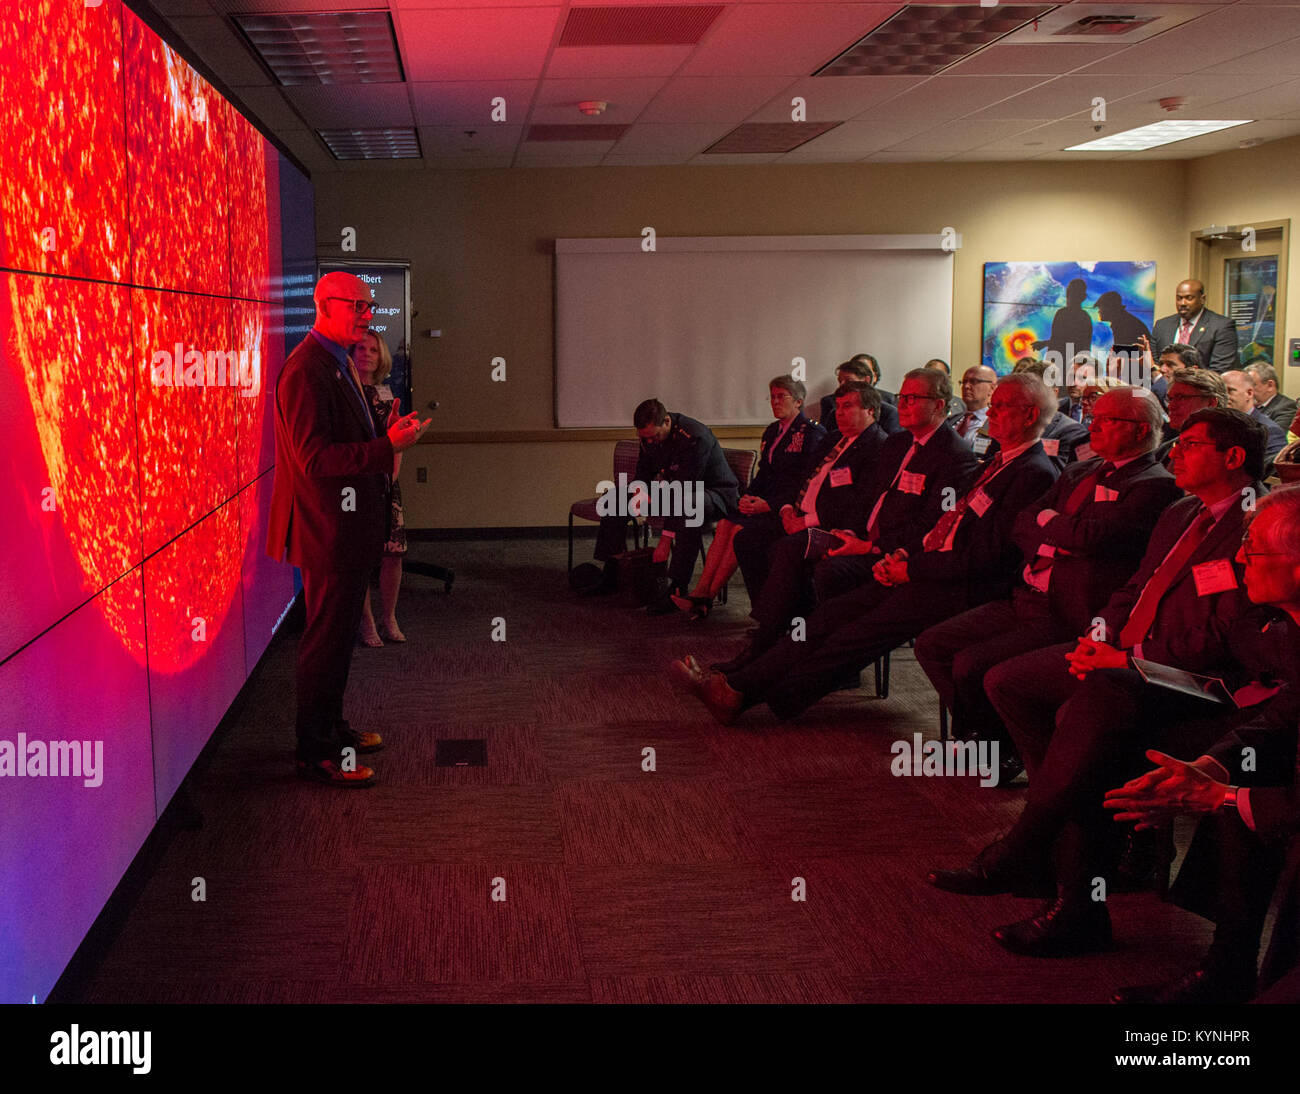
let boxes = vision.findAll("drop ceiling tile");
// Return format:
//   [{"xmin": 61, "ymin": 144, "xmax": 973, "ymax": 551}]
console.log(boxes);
[
  {"xmin": 229, "ymin": 86, "xmax": 305, "ymax": 131},
  {"xmin": 395, "ymin": 7, "xmax": 562, "ymax": 81},
  {"xmin": 679, "ymin": 3, "xmax": 902, "ymax": 77},
  {"xmin": 612, "ymin": 122, "xmax": 736, "ymax": 154},
  {"xmin": 745, "ymin": 75, "xmax": 925, "ymax": 122},
  {"xmin": 601, "ymin": 154, "xmax": 692, "ymax": 166},
  {"xmin": 1202, "ymin": 38, "xmax": 1300, "ymax": 78},
  {"xmin": 518, "ymin": 142, "xmax": 618, "ymax": 166},
  {"xmin": 531, "ymin": 77, "xmax": 669, "ymax": 123},
  {"xmin": 283, "ymin": 84, "xmax": 415, "ymax": 128},
  {"xmin": 428, "ymin": 156, "xmax": 516, "ymax": 170},
  {"xmin": 1075, "ymin": 7, "xmax": 1300, "ymax": 75},
  {"xmin": 861, "ymin": 151, "xmax": 948, "ymax": 162},
  {"xmin": 273, "ymin": 129, "xmax": 336, "ymax": 172},
  {"xmin": 883, "ymin": 116, "xmax": 1041, "ymax": 152},
  {"xmin": 687, "ymin": 152, "xmax": 785, "ymax": 164},
  {"xmin": 207, "ymin": 0, "xmax": 376, "ymax": 10},
  {"xmin": 776, "ymin": 145, "xmax": 870, "ymax": 162},
  {"xmin": 971, "ymin": 75, "xmax": 1168, "ymax": 121},
  {"xmin": 944, "ymin": 42, "xmax": 1120, "ymax": 76},
  {"xmin": 417, "ymin": 125, "xmax": 523, "ymax": 156},
  {"xmin": 544, "ymin": 45, "xmax": 695, "ymax": 79},
  {"xmin": 1195, "ymin": 77, "xmax": 1300, "ymax": 120},
  {"xmin": 639, "ymin": 76, "xmax": 797, "ymax": 122},
  {"xmin": 151, "ymin": 0, "xmax": 217, "ymax": 15},
  {"xmin": 412, "ymin": 81, "xmax": 539, "ymax": 126},
  {"xmin": 166, "ymin": 16, "xmax": 273, "ymax": 87},
  {"xmin": 1113, "ymin": 72, "xmax": 1296, "ymax": 115}
]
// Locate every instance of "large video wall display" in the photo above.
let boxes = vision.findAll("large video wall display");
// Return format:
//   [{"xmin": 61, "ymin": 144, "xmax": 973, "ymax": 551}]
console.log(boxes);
[{"xmin": 0, "ymin": 0, "xmax": 313, "ymax": 1002}]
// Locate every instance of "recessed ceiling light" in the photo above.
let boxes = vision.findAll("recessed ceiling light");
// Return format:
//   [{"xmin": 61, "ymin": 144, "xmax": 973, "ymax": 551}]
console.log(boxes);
[{"xmin": 1066, "ymin": 120, "xmax": 1253, "ymax": 152}]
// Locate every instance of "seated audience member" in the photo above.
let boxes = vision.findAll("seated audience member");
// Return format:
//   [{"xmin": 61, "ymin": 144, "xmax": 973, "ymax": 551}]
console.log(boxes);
[
  {"xmin": 1145, "ymin": 341, "xmax": 1203, "ymax": 408},
  {"xmin": 1004, "ymin": 357, "xmax": 1090, "ymax": 468},
  {"xmin": 589, "ymin": 399, "xmax": 739, "ymax": 610},
  {"xmin": 927, "ymin": 409, "xmax": 1270, "ymax": 960},
  {"xmin": 854, "ymin": 353, "xmax": 896, "ymax": 405},
  {"xmin": 1059, "ymin": 357, "xmax": 1097, "ymax": 422},
  {"xmin": 925, "ymin": 358, "xmax": 966, "ymax": 417},
  {"xmin": 722, "ymin": 369, "xmax": 978, "ymax": 672},
  {"xmin": 1156, "ymin": 367, "xmax": 1227, "ymax": 467},
  {"xmin": 673, "ymin": 374, "xmax": 1059, "ymax": 724},
  {"xmin": 915, "ymin": 387, "xmax": 1180, "ymax": 777},
  {"xmin": 731, "ymin": 383, "xmax": 886, "ymax": 611},
  {"xmin": 947, "ymin": 365, "xmax": 997, "ymax": 449},
  {"xmin": 1105, "ymin": 485, "xmax": 1300, "ymax": 1003},
  {"xmin": 1224, "ymin": 369, "xmax": 1288, "ymax": 470},
  {"xmin": 672, "ymin": 375, "xmax": 825, "ymax": 619},
  {"xmin": 818, "ymin": 359, "xmax": 902, "ymax": 436},
  {"xmin": 1246, "ymin": 359, "xmax": 1297, "ymax": 435}
]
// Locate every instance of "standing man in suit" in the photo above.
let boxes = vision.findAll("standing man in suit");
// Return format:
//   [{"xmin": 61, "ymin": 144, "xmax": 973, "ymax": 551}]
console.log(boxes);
[
  {"xmin": 1105, "ymin": 484, "xmax": 1300, "ymax": 1003},
  {"xmin": 1247, "ymin": 360, "xmax": 1297, "ymax": 434},
  {"xmin": 268, "ymin": 271, "xmax": 429, "ymax": 787},
  {"xmin": 915, "ymin": 387, "xmax": 1181, "ymax": 775},
  {"xmin": 928, "ymin": 409, "xmax": 1269, "ymax": 958},
  {"xmin": 1152, "ymin": 279, "xmax": 1240, "ymax": 373},
  {"xmin": 677, "ymin": 374, "xmax": 1059, "ymax": 724},
  {"xmin": 730, "ymin": 383, "xmax": 886, "ymax": 629}
]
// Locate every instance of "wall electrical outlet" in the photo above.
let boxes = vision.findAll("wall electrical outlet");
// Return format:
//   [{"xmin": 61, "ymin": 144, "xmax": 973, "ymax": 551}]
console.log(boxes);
[{"xmin": 416, "ymin": 467, "xmax": 427, "ymax": 483}]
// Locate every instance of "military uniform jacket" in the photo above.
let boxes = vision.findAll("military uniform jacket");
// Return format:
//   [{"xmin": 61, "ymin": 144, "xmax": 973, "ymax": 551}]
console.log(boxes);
[
  {"xmin": 635, "ymin": 412, "xmax": 739, "ymax": 506},
  {"xmin": 748, "ymin": 413, "xmax": 827, "ymax": 511}
]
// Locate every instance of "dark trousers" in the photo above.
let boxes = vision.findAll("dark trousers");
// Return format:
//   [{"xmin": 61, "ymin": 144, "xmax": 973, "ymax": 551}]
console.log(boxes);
[
  {"xmin": 732, "ymin": 513, "xmax": 786, "ymax": 604},
  {"xmin": 984, "ymin": 647, "xmax": 1250, "ymax": 878},
  {"xmin": 729, "ymin": 576, "xmax": 969, "ymax": 720},
  {"xmin": 913, "ymin": 588, "xmax": 1058, "ymax": 747},
  {"xmin": 595, "ymin": 491, "xmax": 730, "ymax": 593},
  {"xmin": 296, "ymin": 564, "xmax": 371, "ymax": 763}
]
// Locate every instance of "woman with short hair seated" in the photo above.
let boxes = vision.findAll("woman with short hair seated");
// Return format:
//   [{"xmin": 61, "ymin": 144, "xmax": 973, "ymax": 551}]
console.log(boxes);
[{"xmin": 672, "ymin": 375, "xmax": 825, "ymax": 619}]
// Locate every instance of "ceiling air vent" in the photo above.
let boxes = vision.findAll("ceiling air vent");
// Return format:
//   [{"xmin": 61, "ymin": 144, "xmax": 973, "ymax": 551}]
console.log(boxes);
[
  {"xmin": 1055, "ymin": 15, "xmax": 1158, "ymax": 36},
  {"xmin": 559, "ymin": 5, "xmax": 724, "ymax": 47}
]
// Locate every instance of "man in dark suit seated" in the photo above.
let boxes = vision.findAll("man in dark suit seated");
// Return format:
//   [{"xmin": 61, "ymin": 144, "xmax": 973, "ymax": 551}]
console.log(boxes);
[
  {"xmin": 818, "ymin": 359, "xmax": 902, "ymax": 436},
  {"xmin": 1152, "ymin": 279, "xmax": 1239, "ymax": 373},
  {"xmin": 1006, "ymin": 357, "xmax": 1090, "ymax": 468},
  {"xmin": 1247, "ymin": 360, "xmax": 1297, "ymax": 435},
  {"xmin": 946, "ymin": 365, "xmax": 997, "ymax": 453},
  {"xmin": 1155, "ymin": 367, "xmax": 1226, "ymax": 467},
  {"xmin": 1224, "ymin": 369, "xmax": 1288, "ymax": 469},
  {"xmin": 915, "ymin": 387, "xmax": 1181, "ymax": 778},
  {"xmin": 925, "ymin": 357, "xmax": 966, "ymax": 418},
  {"xmin": 673, "ymin": 373, "xmax": 1060, "ymax": 724},
  {"xmin": 927, "ymin": 409, "xmax": 1270, "ymax": 959},
  {"xmin": 590, "ymin": 399, "xmax": 739, "ymax": 609},
  {"xmin": 267, "ymin": 271, "xmax": 430, "ymax": 787},
  {"xmin": 731, "ymin": 382, "xmax": 886, "ymax": 616},
  {"xmin": 1105, "ymin": 484, "xmax": 1300, "ymax": 1003}
]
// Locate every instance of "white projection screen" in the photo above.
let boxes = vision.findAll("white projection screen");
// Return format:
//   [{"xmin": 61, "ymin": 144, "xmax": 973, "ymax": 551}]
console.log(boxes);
[{"xmin": 555, "ymin": 235, "xmax": 956, "ymax": 428}]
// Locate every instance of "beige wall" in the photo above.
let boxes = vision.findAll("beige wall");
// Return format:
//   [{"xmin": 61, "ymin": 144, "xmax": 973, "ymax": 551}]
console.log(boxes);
[{"xmin": 314, "ymin": 151, "xmax": 1292, "ymax": 529}]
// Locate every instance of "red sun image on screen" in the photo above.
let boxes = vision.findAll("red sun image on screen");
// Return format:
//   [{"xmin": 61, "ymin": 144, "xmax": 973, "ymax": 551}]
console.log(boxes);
[
  {"xmin": 0, "ymin": 0, "xmax": 129, "ymax": 282},
  {"xmin": 124, "ymin": 8, "xmax": 231, "ymax": 296}
]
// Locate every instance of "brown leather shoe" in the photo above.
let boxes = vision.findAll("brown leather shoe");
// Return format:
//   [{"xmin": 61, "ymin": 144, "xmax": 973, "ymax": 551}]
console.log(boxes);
[
  {"xmin": 342, "ymin": 730, "xmax": 384, "ymax": 754},
  {"xmin": 296, "ymin": 758, "xmax": 376, "ymax": 787},
  {"xmin": 699, "ymin": 672, "xmax": 744, "ymax": 725}
]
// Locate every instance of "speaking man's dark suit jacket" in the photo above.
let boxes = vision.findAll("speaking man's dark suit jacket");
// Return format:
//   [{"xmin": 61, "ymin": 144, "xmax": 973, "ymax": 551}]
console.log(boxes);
[
  {"xmin": 746, "ymin": 413, "xmax": 826, "ymax": 511},
  {"xmin": 818, "ymin": 392, "xmax": 902, "ymax": 436},
  {"xmin": 267, "ymin": 333, "xmax": 393, "ymax": 570},
  {"xmin": 733, "ymin": 424, "xmax": 885, "ymax": 604},
  {"xmin": 1095, "ymin": 489, "xmax": 1264, "ymax": 673},
  {"xmin": 1010, "ymin": 453, "xmax": 1183, "ymax": 635},
  {"xmin": 1152, "ymin": 308, "xmax": 1240, "ymax": 373}
]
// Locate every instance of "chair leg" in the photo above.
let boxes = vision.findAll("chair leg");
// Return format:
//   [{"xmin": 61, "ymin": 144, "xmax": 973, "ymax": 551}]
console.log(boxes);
[
  {"xmin": 568, "ymin": 513, "xmax": 574, "ymax": 573},
  {"xmin": 939, "ymin": 702, "xmax": 949, "ymax": 742},
  {"xmin": 875, "ymin": 650, "xmax": 891, "ymax": 699}
]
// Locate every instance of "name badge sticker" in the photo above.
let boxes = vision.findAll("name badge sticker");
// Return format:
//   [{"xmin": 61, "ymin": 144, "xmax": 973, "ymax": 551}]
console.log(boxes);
[
  {"xmin": 829, "ymin": 467, "xmax": 852, "ymax": 488},
  {"xmin": 1192, "ymin": 559, "xmax": 1238, "ymax": 597},
  {"xmin": 1042, "ymin": 438, "xmax": 1060, "ymax": 457},
  {"xmin": 899, "ymin": 470, "xmax": 926, "ymax": 495},
  {"xmin": 1094, "ymin": 485, "xmax": 1121, "ymax": 503},
  {"xmin": 972, "ymin": 435, "xmax": 992, "ymax": 456},
  {"xmin": 1075, "ymin": 441, "xmax": 1095, "ymax": 462},
  {"xmin": 968, "ymin": 488, "xmax": 993, "ymax": 517}
]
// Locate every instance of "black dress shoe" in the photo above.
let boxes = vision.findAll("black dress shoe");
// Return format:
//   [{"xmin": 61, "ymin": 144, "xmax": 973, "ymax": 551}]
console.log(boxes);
[
  {"xmin": 1113, "ymin": 826, "xmax": 1175, "ymax": 895},
  {"xmin": 1112, "ymin": 963, "xmax": 1257, "ymax": 1004},
  {"xmin": 993, "ymin": 895, "xmax": 1112, "ymax": 958},
  {"xmin": 927, "ymin": 841, "xmax": 1052, "ymax": 897}
]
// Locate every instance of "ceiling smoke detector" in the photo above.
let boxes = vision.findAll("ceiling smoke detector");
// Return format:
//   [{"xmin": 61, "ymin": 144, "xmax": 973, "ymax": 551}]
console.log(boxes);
[{"xmin": 577, "ymin": 100, "xmax": 608, "ymax": 116}]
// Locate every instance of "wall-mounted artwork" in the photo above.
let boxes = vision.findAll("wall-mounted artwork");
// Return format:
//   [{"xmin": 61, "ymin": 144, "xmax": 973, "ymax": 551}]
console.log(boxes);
[{"xmin": 982, "ymin": 261, "xmax": 1157, "ymax": 374}]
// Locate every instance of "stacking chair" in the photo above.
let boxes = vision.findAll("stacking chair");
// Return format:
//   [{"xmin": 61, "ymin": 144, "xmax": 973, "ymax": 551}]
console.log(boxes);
[{"xmin": 568, "ymin": 439, "xmax": 641, "ymax": 572}]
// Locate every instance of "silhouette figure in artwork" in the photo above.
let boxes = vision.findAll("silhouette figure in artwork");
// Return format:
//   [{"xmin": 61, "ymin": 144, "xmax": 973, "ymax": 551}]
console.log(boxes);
[
  {"xmin": 1094, "ymin": 290, "xmax": 1151, "ymax": 346},
  {"xmin": 1033, "ymin": 277, "xmax": 1093, "ymax": 365}
]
